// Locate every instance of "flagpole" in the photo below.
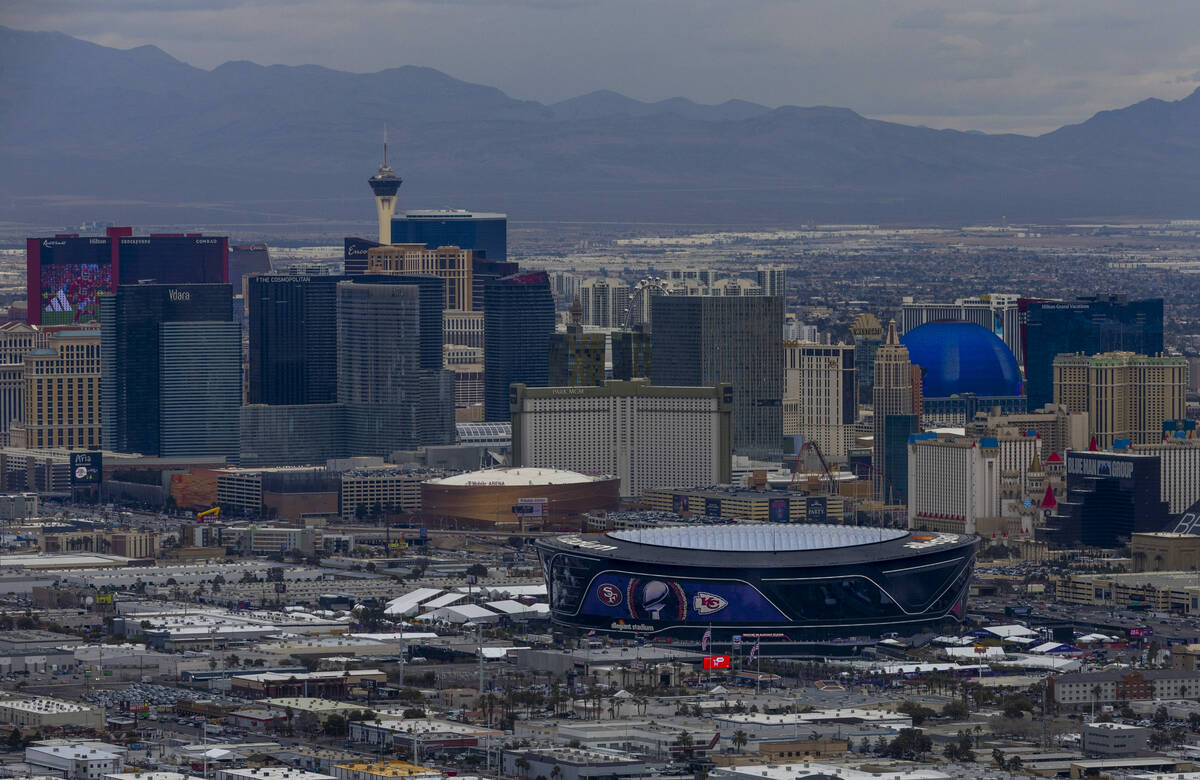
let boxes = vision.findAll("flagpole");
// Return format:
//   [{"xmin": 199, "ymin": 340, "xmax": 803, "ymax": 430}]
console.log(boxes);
[{"xmin": 756, "ymin": 641, "xmax": 761, "ymax": 695}]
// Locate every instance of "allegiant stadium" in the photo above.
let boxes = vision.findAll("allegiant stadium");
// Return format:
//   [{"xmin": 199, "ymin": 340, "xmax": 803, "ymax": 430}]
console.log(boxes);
[{"xmin": 536, "ymin": 525, "xmax": 977, "ymax": 644}]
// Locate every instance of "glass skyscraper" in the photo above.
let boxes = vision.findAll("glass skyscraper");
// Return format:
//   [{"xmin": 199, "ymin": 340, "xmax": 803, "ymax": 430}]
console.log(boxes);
[
  {"xmin": 392, "ymin": 210, "xmax": 507, "ymax": 261},
  {"xmin": 101, "ymin": 283, "xmax": 240, "ymax": 457},
  {"xmin": 1022, "ymin": 296, "xmax": 1164, "ymax": 410},
  {"xmin": 483, "ymin": 271, "xmax": 555, "ymax": 422},
  {"xmin": 337, "ymin": 275, "xmax": 454, "ymax": 455},
  {"xmin": 247, "ymin": 274, "xmax": 342, "ymax": 405},
  {"xmin": 650, "ymin": 295, "xmax": 783, "ymax": 461}
]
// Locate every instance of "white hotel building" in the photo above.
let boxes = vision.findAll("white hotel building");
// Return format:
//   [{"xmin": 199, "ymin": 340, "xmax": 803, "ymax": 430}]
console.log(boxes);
[
  {"xmin": 783, "ymin": 341, "xmax": 855, "ymax": 460},
  {"xmin": 510, "ymin": 379, "xmax": 731, "ymax": 497}
]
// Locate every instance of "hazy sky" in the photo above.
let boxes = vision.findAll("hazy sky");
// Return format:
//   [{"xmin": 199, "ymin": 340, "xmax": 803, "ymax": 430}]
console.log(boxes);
[{"xmin": 6, "ymin": 0, "xmax": 1200, "ymax": 134}]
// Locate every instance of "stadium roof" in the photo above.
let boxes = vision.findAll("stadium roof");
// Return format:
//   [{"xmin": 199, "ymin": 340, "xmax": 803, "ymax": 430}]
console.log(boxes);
[
  {"xmin": 430, "ymin": 467, "xmax": 602, "ymax": 487},
  {"xmin": 609, "ymin": 524, "xmax": 907, "ymax": 552}
]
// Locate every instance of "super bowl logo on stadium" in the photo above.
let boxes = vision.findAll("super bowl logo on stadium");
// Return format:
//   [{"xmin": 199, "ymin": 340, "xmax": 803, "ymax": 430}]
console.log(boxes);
[
  {"xmin": 627, "ymin": 578, "xmax": 688, "ymax": 621},
  {"xmin": 597, "ymin": 583, "xmax": 623, "ymax": 607},
  {"xmin": 692, "ymin": 592, "xmax": 728, "ymax": 616}
]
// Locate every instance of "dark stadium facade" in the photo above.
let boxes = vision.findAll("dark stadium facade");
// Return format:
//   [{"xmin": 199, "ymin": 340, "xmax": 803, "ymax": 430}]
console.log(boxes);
[{"xmin": 537, "ymin": 525, "xmax": 977, "ymax": 643}]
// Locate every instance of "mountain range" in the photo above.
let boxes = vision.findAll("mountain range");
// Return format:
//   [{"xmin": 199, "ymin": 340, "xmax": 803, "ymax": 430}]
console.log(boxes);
[{"xmin": 4, "ymin": 25, "xmax": 1200, "ymax": 229}]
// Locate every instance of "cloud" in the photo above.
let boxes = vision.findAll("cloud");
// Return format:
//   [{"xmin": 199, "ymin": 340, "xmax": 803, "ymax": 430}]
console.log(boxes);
[{"xmin": 5, "ymin": 0, "xmax": 1200, "ymax": 134}]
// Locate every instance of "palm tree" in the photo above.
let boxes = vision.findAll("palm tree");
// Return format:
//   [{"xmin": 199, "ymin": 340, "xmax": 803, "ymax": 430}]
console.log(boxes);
[
  {"xmin": 514, "ymin": 757, "xmax": 530, "ymax": 779},
  {"xmin": 732, "ymin": 729, "xmax": 748, "ymax": 753}
]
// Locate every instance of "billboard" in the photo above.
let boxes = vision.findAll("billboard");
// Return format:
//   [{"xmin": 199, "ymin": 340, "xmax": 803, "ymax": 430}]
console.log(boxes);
[
  {"xmin": 702, "ymin": 655, "xmax": 731, "ymax": 669},
  {"xmin": 769, "ymin": 498, "xmax": 790, "ymax": 523},
  {"xmin": 117, "ymin": 236, "xmax": 227, "ymax": 285},
  {"xmin": 672, "ymin": 494, "xmax": 690, "ymax": 514},
  {"xmin": 70, "ymin": 451, "xmax": 103, "ymax": 486},
  {"xmin": 34, "ymin": 238, "xmax": 113, "ymax": 326},
  {"xmin": 344, "ymin": 237, "xmax": 381, "ymax": 275},
  {"xmin": 805, "ymin": 496, "xmax": 828, "ymax": 524},
  {"xmin": 704, "ymin": 498, "xmax": 722, "ymax": 517},
  {"xmin": 582, "ymin": 573, "xmax": 788, "ymax": 624}
]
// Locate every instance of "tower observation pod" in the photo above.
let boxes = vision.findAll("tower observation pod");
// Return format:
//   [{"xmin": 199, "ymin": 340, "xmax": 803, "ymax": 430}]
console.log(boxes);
[{"xmin": 368, "ymin": 130, "xmax": 402, "ymax": 244}]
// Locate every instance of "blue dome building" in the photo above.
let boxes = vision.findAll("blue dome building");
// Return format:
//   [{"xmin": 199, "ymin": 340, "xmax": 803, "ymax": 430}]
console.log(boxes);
[{"xmin": 900, "ymin": 322, "xmax": 1022, "ymax": 398}]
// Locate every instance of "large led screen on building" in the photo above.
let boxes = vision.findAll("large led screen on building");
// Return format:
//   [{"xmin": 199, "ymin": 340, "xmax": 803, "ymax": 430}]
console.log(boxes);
[
  {"xmin": 117, "ymin": 237, "xmax": 227, "ymax": 285},
  {"xmin": 580, "ymin": 573, "xmax": 788, "ymax": 624},
  {"xmin": 35, "ymin": 238, "xmax": 112, "ymax": 326}
]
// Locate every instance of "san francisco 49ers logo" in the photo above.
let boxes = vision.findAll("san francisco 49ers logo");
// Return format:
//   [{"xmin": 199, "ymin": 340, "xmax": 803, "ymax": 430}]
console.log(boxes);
[
  {"xmin": 692, "ymin": 592, "xmax": 728, "ymax": 616},
  {"xmin": 597, "ymin": 583, "xmax": 623, "ymax": 607}
]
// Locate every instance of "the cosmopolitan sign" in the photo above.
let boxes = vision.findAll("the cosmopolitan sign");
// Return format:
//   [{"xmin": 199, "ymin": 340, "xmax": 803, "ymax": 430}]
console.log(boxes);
[{"xmin": 1068, "ymin": 456, "xmax": 1134, "ymax": 480}]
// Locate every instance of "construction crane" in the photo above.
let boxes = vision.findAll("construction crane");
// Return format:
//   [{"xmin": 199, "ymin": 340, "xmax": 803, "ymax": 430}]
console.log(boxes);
[
  {"xmin": 787, "ymin": 440, "xmax": 835, "ymax": 492},
  {"xmin": 196, "ymin": 507, "xmax": 220, "ymax": 523}
]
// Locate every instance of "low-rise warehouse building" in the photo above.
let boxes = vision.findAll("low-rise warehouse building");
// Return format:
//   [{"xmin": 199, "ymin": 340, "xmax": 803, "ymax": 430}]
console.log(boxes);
[
  {"xmin": 27, "ymin": 743, "xmax": 125, "ymax": 780},
  {"xmin": 1081, "ymin": 721, "xmax": 1150, "ymax": 756},
  {"xmin": 501, "ymin": 747, "xmax": 647, "ymax": 780},
  {"xmin": 232, "ymin": 670, "xmax": 386, "ymax": 699},
  {"xmin": 0, "ymin": 697, "xmax": 105, "ymax": 730},
  {"xmin": 330, "ymin": 762, "xmax": 441, "ymax": 780}
]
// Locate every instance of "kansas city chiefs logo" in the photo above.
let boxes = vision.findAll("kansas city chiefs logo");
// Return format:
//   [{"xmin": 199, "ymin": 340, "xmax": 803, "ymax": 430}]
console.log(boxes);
[{"xmin": 693, "ymin": 592, "xmax": 728, "ymax": 615}]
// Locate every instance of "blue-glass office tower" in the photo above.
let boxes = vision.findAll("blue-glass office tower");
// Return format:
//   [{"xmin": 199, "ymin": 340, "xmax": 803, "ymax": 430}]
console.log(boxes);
[
  {"xmin": 483, "ymin": 271, "xmax": 555, "ymax": 422},
  {"xmin": 101, "ymin": 284, "xmax": 241, "ymax": 457},
  {"xmin": 1022, "ymin": 296, "xmax": 1163, "ymax": 410},
  {"xmin": 1041, "ymin": 451, "xmax": 1168, "ymax": 548},
  {"xmin": 338, "ymin": 275, "xmax": 454, "ymax": 455},
  {"xmin": 392, "ymin": 210, "xmax": 507, "ymax": 261},
  {"xmin": 247, "ymin": 274, "xmax": 342, "ymax": 405},
  {"xmin": 882, "ymin": 414, "xmax": 920, "ymax": 503},
  {"xmin": 650, "ymin": 295, "xmax": 784, "ymax": 461}
]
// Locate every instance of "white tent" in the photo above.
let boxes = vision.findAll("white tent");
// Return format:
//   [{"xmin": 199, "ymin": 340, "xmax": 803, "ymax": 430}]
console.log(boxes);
[
  {"xmin": 383, "ymin": 588, "xmax": 444, "ymax": 616},
  {"xmin": 979, "ymin": 624, "xmax": 1037, "ymax": 639},
  {"xmin": 422, "ymin": 592, "xmax": 469, "ymax": 610},
  {"xmin": 417, "ymin": 603, "xmax": 501, "ymax": 625},
  {"xmin": 945, "ymin": 645, "xmax": 1004, "ymax": 660}
]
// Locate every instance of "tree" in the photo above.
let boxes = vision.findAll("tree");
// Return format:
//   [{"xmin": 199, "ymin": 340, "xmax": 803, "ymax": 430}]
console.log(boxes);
[
  {"xmin": 1000, "ymin": 693, "xmax": 1034, "ymax": 720},
  {"xmin": 1148, "ymin": 730, "xmax": 1172, "ymax": 751},
  {"xmin": 732, "ymin": 729, "xmax": 748, "ymax": 753},
  {"xmin": 324, "ymin": 714, "xmax": 348, "ymax": 737},
  {"xmin": 514, "ymin": 757, "xmax": 530, "ymax": 779},
  {"xmin": 675, "ymin": 730, "xmax": 694, "ymax": 748},
  {"xmin": 886, "ymin": 728, "xmax": 931, "ymax": 761},
  {"xmin": 942, "ymin": 730, "xmax": 975, "ymax": 763},
  {"xmin": 1154, "ymin": 705, "xmax": 1169, "ymax": 728},
  {"xmin": 942, "ymin": 700, "xmax": 969, "ymax": 721},
  {"xmin": 896, "ymin": 700, "xmax": 935, "ymax": 726},
  {"xmin": 466, "ymin": 563, "xmax": 488, "ymax": 578},
  {"xmin": 296, "ymin": 711, "xmax": 321, "ymax": 736},
  {"xmin": 6, "ymin": 727, "xmax": 21, "ymax": 751}
]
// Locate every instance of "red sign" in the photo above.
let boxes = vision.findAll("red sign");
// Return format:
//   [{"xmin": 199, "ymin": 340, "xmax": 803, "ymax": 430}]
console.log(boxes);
[{"xmin": 703, "ymin": 655, "xmax": 731, "ymax": 669}]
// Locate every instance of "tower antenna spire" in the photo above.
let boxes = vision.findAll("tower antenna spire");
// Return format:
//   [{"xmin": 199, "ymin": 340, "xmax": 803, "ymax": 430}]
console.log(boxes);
[{"xmin": 383, "ymin": 124, "xmax": 388, "ymax": 168}]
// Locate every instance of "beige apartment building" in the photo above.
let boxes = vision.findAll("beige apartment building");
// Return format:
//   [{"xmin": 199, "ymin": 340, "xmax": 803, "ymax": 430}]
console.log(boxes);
[
  {"xmin": 367, "ymin": 243, "xmax": 474, "ymax": 311},
  {"xmin": 16, "ymin": 329, "xmax": 102, "ymax": 450},
  {"xmin": 1053, "ymin": 351, "xmax": 1188, "ymax": 448}
]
